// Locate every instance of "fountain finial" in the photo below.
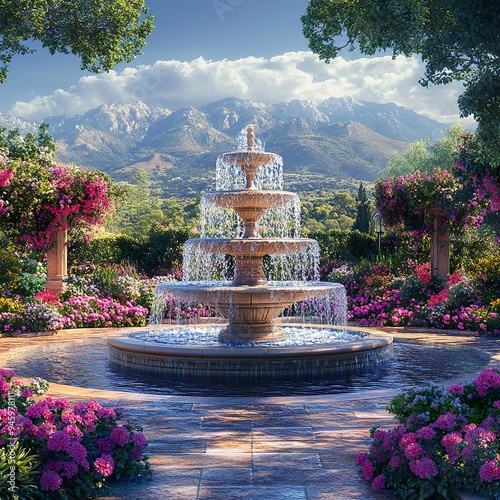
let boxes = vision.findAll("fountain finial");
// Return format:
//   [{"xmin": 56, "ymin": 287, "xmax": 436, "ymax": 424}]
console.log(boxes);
[{"xmin": 247, "ymin": 125, "xmax": 255, "ymax": 152}]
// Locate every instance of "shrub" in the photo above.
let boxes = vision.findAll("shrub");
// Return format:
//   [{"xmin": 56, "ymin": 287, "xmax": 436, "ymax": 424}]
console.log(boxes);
[
  {"xmin": 485, "ymin": 299, "xmax": 500, "ymax": 335},
  {"xmin": 68, "ymin": 233, "xmax": 142, "ymax": 271},
  {"xmin": 0, "ymin": 248, "xmax": 21, "ymax": 293},
  {"xmin": 58, "ymin": 296, "xmax": 148, "ymax": 328},
  {"xmin": 0, "ymin": 369, "xmax": 151, "ymax": 499},
  {"xmin": 471, "ymin": 253, "xmax": 500, "ymax": 305},
  {"xmin": 357, "ymin": 369, "xmax": 500, "ymax": 498}
]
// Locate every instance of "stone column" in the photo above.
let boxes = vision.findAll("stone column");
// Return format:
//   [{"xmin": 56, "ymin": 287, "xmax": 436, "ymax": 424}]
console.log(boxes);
[
  {"xmin": 46, "ymin": 218, "xmax": 67, "ymax": 294},
  {"xmin": 430, "ymin": 204, "xmax": 450, "ymax": 284}
]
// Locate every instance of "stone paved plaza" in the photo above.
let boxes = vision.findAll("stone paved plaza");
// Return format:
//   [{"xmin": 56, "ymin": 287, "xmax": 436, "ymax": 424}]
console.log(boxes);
[{"xmin": 1, "ymin": 328, "xmax": 498, "ymax": 499}]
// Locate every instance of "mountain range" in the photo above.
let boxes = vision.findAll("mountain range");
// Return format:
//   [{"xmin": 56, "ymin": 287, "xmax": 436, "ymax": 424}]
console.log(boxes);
[{"xmin": 0, "ymin": 96, "xmax": 445, "ymax": 197}]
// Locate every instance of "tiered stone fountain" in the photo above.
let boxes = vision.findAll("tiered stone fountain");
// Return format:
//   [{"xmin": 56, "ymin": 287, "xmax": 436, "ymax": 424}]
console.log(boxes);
[{"xmin": 108, "ymin": 126, "xmax": 392, "ymax": 379}]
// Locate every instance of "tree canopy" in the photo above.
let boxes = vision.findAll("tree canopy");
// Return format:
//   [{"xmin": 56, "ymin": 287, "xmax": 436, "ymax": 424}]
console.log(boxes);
[
  {"xmin": 0, "ymin": 0, "xmax": 154, "ymax": 83},
  {"xmin": 301, "ymin": 0, "xmax": 500, "ymax": 164}
]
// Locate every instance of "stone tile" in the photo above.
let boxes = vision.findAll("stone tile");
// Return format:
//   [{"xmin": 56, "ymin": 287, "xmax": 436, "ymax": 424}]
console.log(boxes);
[
  {"xmin": 252, "ymin": 427, "xmax": 314, "ymax": 440},
  {"xmin": 198, "ymin": 485, "xmax": 307, "ymax": 499},
  {"xmin": 253, "ymin": 467, "xmax": 306, "ymax": 486},
  {"xmin": 103, "ymin": 484, "xmax": 199, "ymax": 499},
  {"xmin": 146, "ymin": 466, "xmax": 202, "ymax": 485},
  {"xmin": 253, "ymin": 452, "xmax": 322, "ymax": 469},
  {"xmin": 200, "ymin": 467, "xmax": 253, "ymax": 486},
  {"xmin": 252, "ymin": 440, "xmax": 315, "ymax": 453},
  {"xmin": 148, "ymin": 452, "xmax": 252, "ymax": 469}
]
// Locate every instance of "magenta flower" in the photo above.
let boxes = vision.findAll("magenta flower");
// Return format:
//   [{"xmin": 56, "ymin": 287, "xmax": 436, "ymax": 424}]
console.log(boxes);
[
  {"xmin": 433, "ymin": 412, "xmax": 456, "ymax": 431},
  {"xmin": 480, "ymin": 459, "xmax": 500, "ymax": 482},
  {"xmin": 363, "ymin": 459, "xmax": 375, "ymax": 480},
  {"xmin": 47, "ymin": 430, "xmax": 71, "ymax": 451},
  {"xmin": 474, "ymin": 370, "xmax": 500, "ymax": 396},
  {"xmin": 409, "ymin": 457, "xmax": 438, "ymax": 479},
  {"xmin": 94, "ymin": 454, "xmax": 115, "ymax": 477},
  {"xmin": 110, "ymin": 426, "xmax": 130, "ymax": 446}
]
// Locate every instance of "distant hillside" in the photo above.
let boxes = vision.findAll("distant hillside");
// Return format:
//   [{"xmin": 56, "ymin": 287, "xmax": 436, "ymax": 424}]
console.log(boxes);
[{"xmin": 0, "ymin": 96, "xmax": 445, "ymax": 197}]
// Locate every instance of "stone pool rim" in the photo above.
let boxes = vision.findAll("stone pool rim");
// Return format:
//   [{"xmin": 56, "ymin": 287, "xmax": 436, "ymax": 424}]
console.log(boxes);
[{"xmin": 106, "ymin": 325, "xmax": 394, "ymax": 378}]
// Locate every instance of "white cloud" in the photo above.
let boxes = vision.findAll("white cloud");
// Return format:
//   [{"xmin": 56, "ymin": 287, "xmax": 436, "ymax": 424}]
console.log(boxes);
[{"xmin": 9, "ymin": 51, "xmax": 474, "ymax": 126}]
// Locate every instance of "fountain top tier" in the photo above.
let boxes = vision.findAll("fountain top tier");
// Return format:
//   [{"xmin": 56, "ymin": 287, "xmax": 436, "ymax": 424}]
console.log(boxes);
[{"xmin": 218, "ymin": 124, "xmax": 282, "ymax": 190}]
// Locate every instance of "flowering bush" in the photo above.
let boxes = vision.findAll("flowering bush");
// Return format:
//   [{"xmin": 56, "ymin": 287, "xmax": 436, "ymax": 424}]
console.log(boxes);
[
  {"xmin": 0, "ymin": 369, "xmax": 151, "ymax": 498},
  {"xmin": 375, "ymin": 168, "xmax": 486, "ymax": 237},
  {"xmin": 0, "ymin": 159, "xmax": 123, "ymax": 252},
  {"xmin": 0, "ymin": 302, "xmax": 63, "ymax": 336},
  {"xmin": 357, "ymin": 369, "xmax": 500, "ymax": 498},
  {"xmin": 58, "ymin": 296, "xmax": 148, "ymax": 329}
]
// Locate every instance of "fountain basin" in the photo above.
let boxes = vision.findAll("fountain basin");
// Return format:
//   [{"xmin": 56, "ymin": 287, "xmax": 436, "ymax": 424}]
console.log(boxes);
[
  {"xmin": 153, "ymin": 281, "xmax": 344, "ymax": 342},
  {"xmin": 107, "ymin": 325, "xmax": 393, "ymax": 380}
]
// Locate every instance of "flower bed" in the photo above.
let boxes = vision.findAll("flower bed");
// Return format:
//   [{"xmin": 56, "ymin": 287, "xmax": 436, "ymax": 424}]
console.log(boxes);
[
  {"xmin": 0, "ymin": 368, "xmax": 151, "ymax": 499},
  {"xmin": 357, "ymin": 369, "xmax": 500, "ymax": 499}
]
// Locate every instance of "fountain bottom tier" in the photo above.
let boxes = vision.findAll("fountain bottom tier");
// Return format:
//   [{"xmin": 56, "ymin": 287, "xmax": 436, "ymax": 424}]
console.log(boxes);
[
  {"xmin": 107, "ymin": 325, "xmax": 394, "ymax": 380},
  {"xmin": 150, "ymin": 281, "xmax": 347, "ymax": 343}
]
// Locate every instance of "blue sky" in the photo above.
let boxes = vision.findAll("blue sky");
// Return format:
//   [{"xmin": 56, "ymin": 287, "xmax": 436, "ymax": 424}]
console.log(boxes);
[{"xmin": 0, "ymin": 0, "xmax": 472, "ymax": 126}]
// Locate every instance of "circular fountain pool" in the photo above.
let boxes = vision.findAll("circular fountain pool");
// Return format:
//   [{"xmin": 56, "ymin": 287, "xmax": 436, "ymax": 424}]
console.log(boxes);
[
  {"xmin": 5, "ymin": 336, "xmax": 490, "ymax": 397},
  {"xmin": 107, "ymin": 326, "xmax": 393, "ymax": 379}
]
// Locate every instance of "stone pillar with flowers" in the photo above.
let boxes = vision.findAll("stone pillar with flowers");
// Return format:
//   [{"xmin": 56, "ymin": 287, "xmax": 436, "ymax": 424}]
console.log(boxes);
[
  {"xmin": 45, "ymin": 215, "xmax": 67, "ymax": 294},
  {"xmin": 430, "ymin": 203, "xmax": 449, "ymax": 284}
]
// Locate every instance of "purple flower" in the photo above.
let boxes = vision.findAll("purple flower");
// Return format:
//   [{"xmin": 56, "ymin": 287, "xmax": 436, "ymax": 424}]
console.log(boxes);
[
  {"xmin": 480, "ymin": 459, "xmax": 500, "ymax": 482},
  {"xmin": 433, "ymin": 412, "xmax": 456, "ymax": 431},
  {"xmin": 40, "ymin": 470, "xmax": 63, "ymax": 491},
  {"xmin": 110, "ymin": 426, "xmax": 130, "ymax": 446},
  {"xmin": 372, "ymin": 474, "xmax": 385, "ymax": 491},
  {"xmin": 131, "ymin": 432, "xmax": 147, "ymax": 450},
  {"xmin": 47, "ymin": 430, "xmax": 71, "ymax": 451}
]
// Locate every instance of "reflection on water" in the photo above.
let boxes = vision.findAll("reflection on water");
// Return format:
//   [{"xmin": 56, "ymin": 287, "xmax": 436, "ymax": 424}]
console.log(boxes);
[{"xmin": 6, "ymin": 339, "xmax": 490, "ymax": 397}]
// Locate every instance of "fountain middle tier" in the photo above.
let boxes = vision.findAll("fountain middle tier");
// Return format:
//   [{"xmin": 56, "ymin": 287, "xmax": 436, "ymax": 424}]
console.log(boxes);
[
  {"xmin": 184, "ymin": 237, "xmax": 319, "ymax": 285},
  {"xmin": 152, "ymin": 281, "xmax": 346, "ymax": 344},
  {"xmin": 203, "ymin": 190, "xmax": 298, "ymax": 238}
]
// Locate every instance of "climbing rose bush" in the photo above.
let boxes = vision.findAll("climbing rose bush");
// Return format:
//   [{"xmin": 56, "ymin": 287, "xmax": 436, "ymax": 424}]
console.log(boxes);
[
  {"xmin": 357, "ymin": 369, "xmax": 500, "ymax": 499},
  {"xmin": 0, "ymin": 369, "xmax": 151, "ymax": 499},
  {"xmin": 375, "ymin": 168, "xmax": 486, "ymax": 237},
  {"xmin": 0, "ymin": 159, "xmax": 123, "ymax": 251}
]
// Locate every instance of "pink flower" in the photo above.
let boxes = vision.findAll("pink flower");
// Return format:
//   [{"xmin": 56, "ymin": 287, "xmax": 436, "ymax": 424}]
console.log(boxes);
[
  {"xmin": 416, "ymin": 426, "xmax": 436, "ymax": 440},
  {"xmin": 474, "ymin": 370, "xmax": 500, "ymax": 396},
  {"xmin": 40, "ymin": 470, "xmax": 63, "ymax": 491},
  {"xmin": 63, "ymin": 424, "xmax": 83, "ymax": 441},
  {"xmin": 94, "ymin": 454, "xmax": 115, "ymax": 477},
  {"xmin": 409, "ymin": 457, "xmax": 438, "ymax": 479},
  {"xmin": 404, "ymin": 442, "xmax": 424, "ymax": 459}
]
